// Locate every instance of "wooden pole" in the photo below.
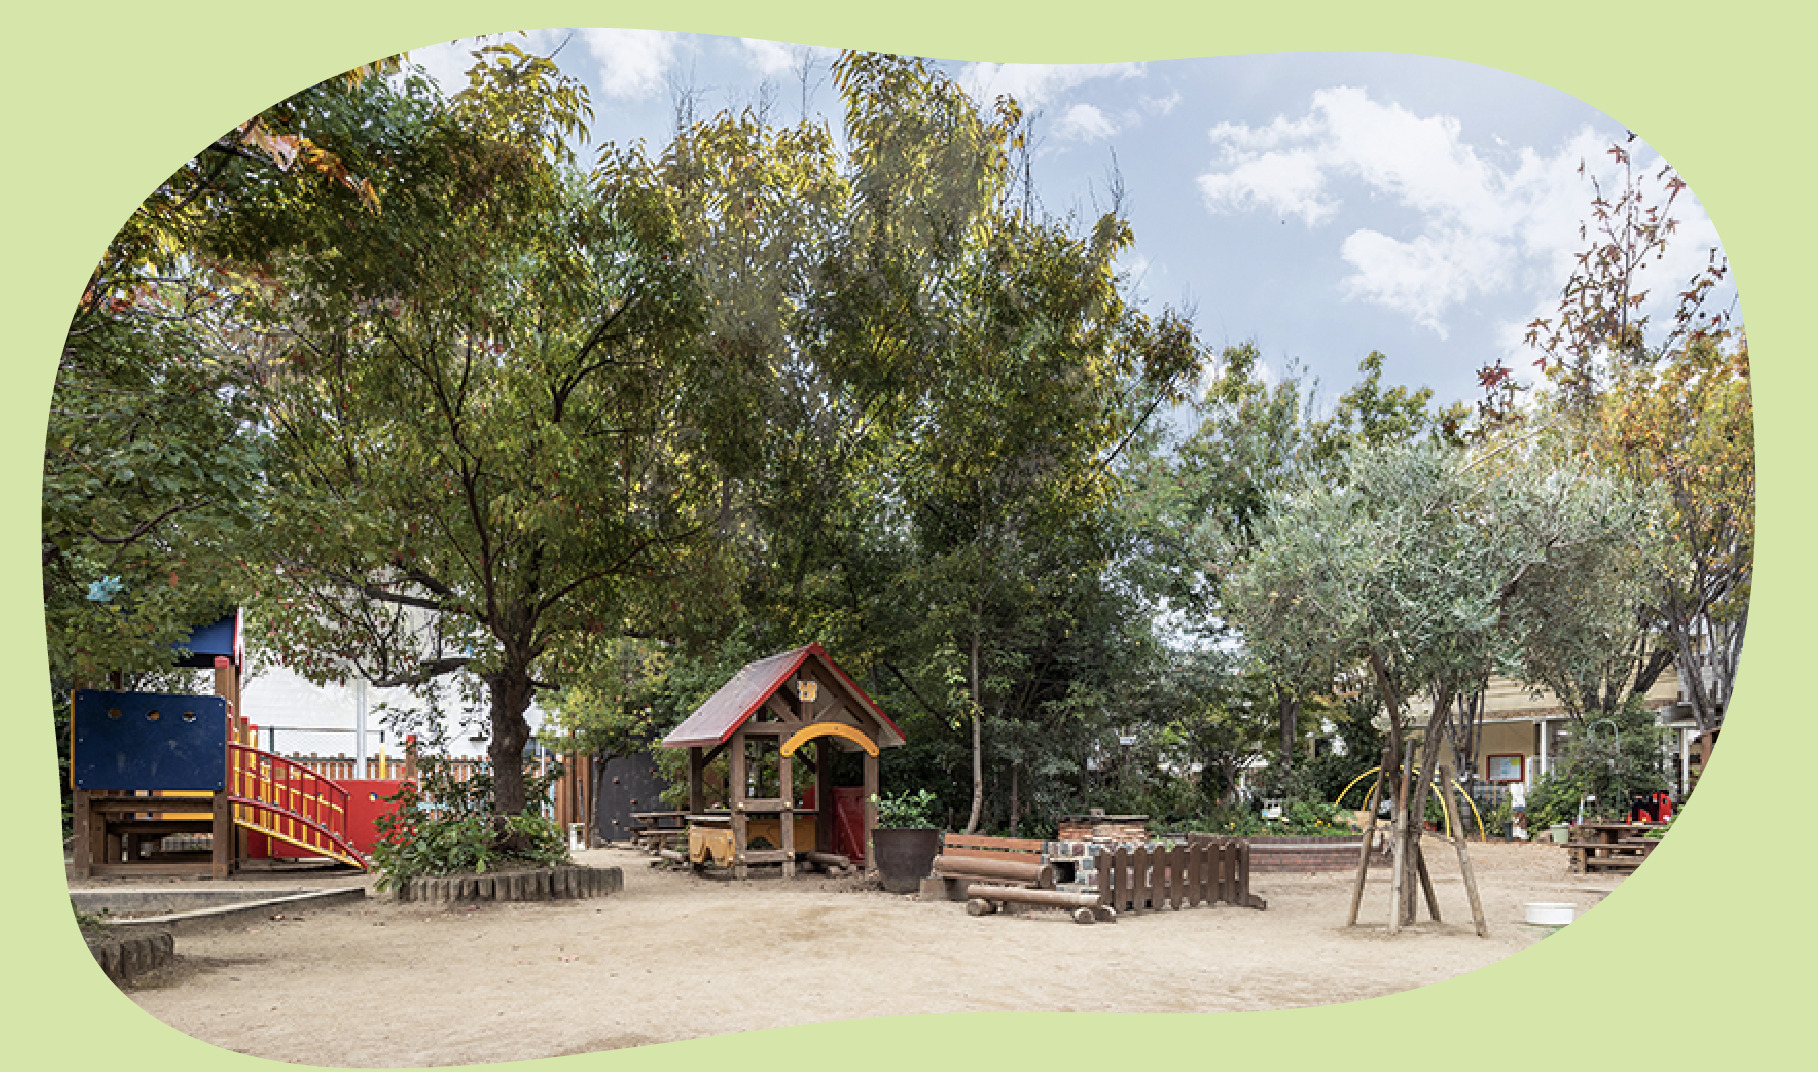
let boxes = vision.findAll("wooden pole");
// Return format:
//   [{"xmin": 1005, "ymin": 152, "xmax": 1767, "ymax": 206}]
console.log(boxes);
[
  {"xmin": 71, "ymin": 790, "xmax": 93, "ymax": 879},
  {"xmin": 1437, "ymin": 730, "xmax": 1489, "ymax": 937},
  {"xmin": 729, "ymin": 730, "xmax": 748, "ymax": 880},
  {"xmin": 862, "ymin": 749, "xmax": 878, "ymax": 872},
  {"xmin": 1414, "ymin": 841, "xmax": 1442, "ymax": 922},
  {"xmin": 778, "ymin": 751, "xmax": 795, "ymax": 878},
  {"xmin": 1401, "ymin": 708, "xmax": 1451, "ymax": 926},
  {"xmin": 1345, "ymin": 755, "xmax": 1388, "ymax": 926},
  {"xmin": 688, "ymin": 746, "xmax": 705, "ymax": 814},
  {"xmin": 211, "ymin": 789, "xmax": 232, "ymax": 880},
  {"xmin": 815, "ymin": 738, "xmax": 833, "ymax": 855}
]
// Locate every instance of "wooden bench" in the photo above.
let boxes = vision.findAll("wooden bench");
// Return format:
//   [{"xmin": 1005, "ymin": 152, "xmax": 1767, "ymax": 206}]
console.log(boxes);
[
  {"xmin": 928, "ymin": 834, "xmax": 1055, "ymax": 901},
  {"xmin": 1566, "ymin": 838, "xmax": 1660, "ymax": 872},
  {"xmin": 629, "ymin": 811, "xmax": 690, "ymax": 854}
]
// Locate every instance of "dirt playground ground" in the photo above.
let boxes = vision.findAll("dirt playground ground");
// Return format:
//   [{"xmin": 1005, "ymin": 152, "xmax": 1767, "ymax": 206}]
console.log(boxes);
[{"xmin": 90, "ymin": 841, "xmax": 1618, "ymax": 1067}]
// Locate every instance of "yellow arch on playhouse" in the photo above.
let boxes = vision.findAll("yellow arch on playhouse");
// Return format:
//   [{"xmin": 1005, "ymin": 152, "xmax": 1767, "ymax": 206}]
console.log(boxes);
[{"xmin": 780, "ymin": 721, "xmax": 878, "ymax": 757}]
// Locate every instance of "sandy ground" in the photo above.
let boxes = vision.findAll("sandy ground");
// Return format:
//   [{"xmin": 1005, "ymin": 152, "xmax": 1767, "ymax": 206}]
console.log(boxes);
[{"xmin": 91, "ymin": 841, "xmax": 1618, "ymax": 1068}]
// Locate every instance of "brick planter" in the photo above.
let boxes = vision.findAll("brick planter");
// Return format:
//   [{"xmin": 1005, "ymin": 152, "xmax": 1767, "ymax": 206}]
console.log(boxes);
[
  {"xmin": 85, "ymin": 927, "xmax": 175, "ymax": 985},
  {"xmin": 397, "ymin": 864, "xmax": 622, "ymax": 903},
  {"xmin": 1241, "ymin": 834, "xmax": 1388, "ymax": 872}
]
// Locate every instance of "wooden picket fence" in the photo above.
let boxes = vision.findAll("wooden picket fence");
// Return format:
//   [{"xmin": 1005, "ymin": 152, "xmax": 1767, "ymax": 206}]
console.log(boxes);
[
  {"xmin": 285, "ymin": 753, "xmax": 555, "ymax": 784},
  {"xmin": 1096, "ymin": 836, "xmax": 1267, "ymax": 912}
]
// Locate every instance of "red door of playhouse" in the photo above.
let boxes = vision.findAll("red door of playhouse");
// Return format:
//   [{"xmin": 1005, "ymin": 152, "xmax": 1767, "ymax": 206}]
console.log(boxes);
[{"xmin": 833, "ymin": 787, "xmax": 867, "ymax": 864}]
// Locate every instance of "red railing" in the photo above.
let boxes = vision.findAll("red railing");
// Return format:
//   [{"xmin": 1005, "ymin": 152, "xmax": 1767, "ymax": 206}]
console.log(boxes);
[{"xmin": 226, "ymin": 743, "xmax": 366, "ymax": 868}]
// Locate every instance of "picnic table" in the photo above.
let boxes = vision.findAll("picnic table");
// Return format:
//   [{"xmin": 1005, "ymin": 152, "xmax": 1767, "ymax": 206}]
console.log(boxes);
[
  {"xmin": 1565, "ymin": 822, "xmax": 1667, "ymax": 872},
  {"xmin": 629, "ymin": 811, "xmax": 690, "ymax": 853}
]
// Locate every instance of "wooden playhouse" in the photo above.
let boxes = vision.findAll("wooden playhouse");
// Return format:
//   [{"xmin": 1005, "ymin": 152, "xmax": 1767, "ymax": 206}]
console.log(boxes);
[{"xmin": 660, "ymin": 644, "xmax": 905, "ymax": 878}]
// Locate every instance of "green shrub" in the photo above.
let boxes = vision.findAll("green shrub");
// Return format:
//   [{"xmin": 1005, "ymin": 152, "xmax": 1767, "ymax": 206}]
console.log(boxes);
[
  {"xmin": 874, "ymin": 788, "xmax": 940, "ymax": 829},
  {"xmin": 369, "ymin": 752, "xmax": 570, "ymax": 891}
]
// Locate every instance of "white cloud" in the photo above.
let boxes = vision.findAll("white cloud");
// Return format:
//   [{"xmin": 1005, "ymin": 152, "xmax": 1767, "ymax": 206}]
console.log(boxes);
[
  {"xmin": 1196, "ymin": 86, "xmax": 1728, "ymax": 343},
  {"xmin": 739, "ymin": 38, "xmax": 839, "ymax": 78},
  {"xmin": 1056, "ymin": 103, "xmax": 1117, "ymax": 141},
  {"xmin": 1198, "ymin": 148, "xmax": 1336, "ymax": 226},
  {"xmin": 580, "ymin": 28, "xmax": 681, "ymax": 100},
  {"xmin": 406, "ymin": 40, "xmax": 475, "ymax": 96},
  {"xmin": 740, "ymin": 38, "xmax": 796, "ymax": 76},
  {"xmin": 958, "ymin": 61, "xmax": 1144, "ymax": 111},
  {"xmin": 1140, "ymin": 91, "xmax": 1182, "ymax": 116}
]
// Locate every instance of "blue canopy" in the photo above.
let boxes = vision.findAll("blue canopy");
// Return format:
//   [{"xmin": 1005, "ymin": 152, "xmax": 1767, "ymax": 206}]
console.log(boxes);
[{"xmin": 171, "ymin": 608, "xmax": 241, "ymax": 669}]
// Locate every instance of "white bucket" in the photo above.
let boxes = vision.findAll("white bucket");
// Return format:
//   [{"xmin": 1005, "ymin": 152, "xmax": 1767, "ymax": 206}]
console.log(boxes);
[{"xmin": 1524, "ymin": 902, "xmax": 1576, "ymax": 926}]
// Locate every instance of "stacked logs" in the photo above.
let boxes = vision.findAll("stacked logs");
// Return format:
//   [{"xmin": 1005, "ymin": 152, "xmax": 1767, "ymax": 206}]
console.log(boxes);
[
  {"xmin": 398, "ymin": 865, "xmax": 623, "ymax": 903},
  {"xmin": 932, "ymin": 852, "xmax": 1054, "ymax": 890}
]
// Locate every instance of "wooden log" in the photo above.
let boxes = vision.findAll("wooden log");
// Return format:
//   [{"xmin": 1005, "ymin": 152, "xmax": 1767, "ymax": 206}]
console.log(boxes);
[
  {"xmin": 805, "ymin": 851, "xmax": 852, "ymax": 869},
  {"xmin": 658, "ymin": 849, "xmax": 688, "ymax": 864},
  {"xmin": 1071, "ymin": 907, "xmax": 1097, "ymax": 925},
  {"xmin": 965, "ymin": 885, "xmax": 1103, "ymax": 909},
  {"xmin": 966, "ymin": 898, "xmax": 996, "ymax": 916},
  {"xmin": 933, "ymin": 855, "xmax": 1054, "ymax": 888}
]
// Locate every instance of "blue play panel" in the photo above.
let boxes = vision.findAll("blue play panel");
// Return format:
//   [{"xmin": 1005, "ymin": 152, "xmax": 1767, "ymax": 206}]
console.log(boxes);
[{"xmin": 72, "ymin": 690, "xmax": 228, "ymax": 791}]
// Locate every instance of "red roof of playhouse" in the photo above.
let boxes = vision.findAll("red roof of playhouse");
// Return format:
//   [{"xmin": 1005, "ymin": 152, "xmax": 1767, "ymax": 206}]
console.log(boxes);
[{"xmin": 659, "ymin": 643, "xmax": 906, "ymax": 750}]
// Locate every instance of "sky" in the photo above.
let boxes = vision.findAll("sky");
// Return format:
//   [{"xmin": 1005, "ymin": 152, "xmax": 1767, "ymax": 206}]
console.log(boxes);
[{"xmin": 403, "ymin": 28, "xmax": 1737, "ymax": 419}]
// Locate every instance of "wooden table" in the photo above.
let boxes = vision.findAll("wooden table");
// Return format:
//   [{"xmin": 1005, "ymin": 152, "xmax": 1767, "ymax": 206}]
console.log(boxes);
[
  {"xmin": 628, "ymin": 811, "xmax": 690, "ymax": 853},
  {"xmin": 1566, "ymin": 823, "xmax": 1667, "ymax": 872}
]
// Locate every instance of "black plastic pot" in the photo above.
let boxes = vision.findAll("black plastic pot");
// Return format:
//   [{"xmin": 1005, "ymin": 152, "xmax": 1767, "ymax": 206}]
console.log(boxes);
[{"xmin": 871, "ymin": 827, "xmax": 942, "ymax": 893}]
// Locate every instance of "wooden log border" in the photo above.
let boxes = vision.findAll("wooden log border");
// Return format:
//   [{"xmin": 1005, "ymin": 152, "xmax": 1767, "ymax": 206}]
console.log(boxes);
[{"xmin": 397, "ymin": 865, "xmax": 624, "ymax": 904}]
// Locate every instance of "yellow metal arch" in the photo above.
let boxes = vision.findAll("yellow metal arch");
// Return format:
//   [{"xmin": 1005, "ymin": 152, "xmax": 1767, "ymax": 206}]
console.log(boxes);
[{"xmin": 780, "ymin": 721, "xmax": 877, "ymax": 757}]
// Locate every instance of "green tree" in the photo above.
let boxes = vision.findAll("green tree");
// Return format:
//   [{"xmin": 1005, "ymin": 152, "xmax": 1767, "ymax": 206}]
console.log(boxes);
[
  {"xmin": 249, "ymin": 49, "xmax": 739, "ymax": 834},
  {"xmin": 1523, "ymin": 138, "xmax": 1749, "ymax": 736},
  {"xmin": 1228, "ymin": 438, "xmax": 1652, "ymax": 923}
]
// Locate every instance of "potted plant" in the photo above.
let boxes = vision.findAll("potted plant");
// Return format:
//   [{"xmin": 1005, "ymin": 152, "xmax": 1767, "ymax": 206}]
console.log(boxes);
[{"xmin": 870, "ymin": 789, "xmax": 942, "ymax": 893}]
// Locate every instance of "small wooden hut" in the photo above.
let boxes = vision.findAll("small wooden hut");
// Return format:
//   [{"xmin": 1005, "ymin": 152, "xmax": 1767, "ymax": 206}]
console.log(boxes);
[{"xmin": 660, "ymin": 644, "xmax": 905, "ymax": 878}]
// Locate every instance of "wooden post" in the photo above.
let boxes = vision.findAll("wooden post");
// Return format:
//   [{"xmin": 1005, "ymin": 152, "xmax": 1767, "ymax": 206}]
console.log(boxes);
[
  {"xmin": 1345, "ymin": 759, "xmax": 1387, "ymax": 927},
  {"xmin": 1402, "ymin": 712, "xmax": 1450, "ymax": 926},
  {"xmin": 213, "ymin": 657, "xmax": 246, "ymax": 868},
  {"xmin": 211, "ymin": 790, "xmax": 232, "ymax": 880},
  {"xmin": 729, "ymin": 730, "xmax": 748, "ymax": 880},
  {"xmin": 1437, "ymin": 733, "xmax": 1489, "ymax": 937},
  {"xmin": 861, "ymin": 749, "xmax": 878, "ymax": 872},
  {"xmin": 1414, "ymin": 841, "xmax": 1442, "ymax": 922},
  {"xmin": 779, "ymin": 751, "xmax": 795, "ymax": 878},
  {"xmin": 71, "ymin": 790, "xmax": 92, "ymax": 879},
  {"xmin": 814, "ymin": 738, "xmax": 833, "ymax": 855},
  {"xmin": 688, "ymin": 746, "xmax": 706, "ymax": 814}
]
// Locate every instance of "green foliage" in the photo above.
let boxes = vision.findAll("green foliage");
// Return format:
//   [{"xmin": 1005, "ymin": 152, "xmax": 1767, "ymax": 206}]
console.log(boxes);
[
  {"xmin": 874, "ymin": 789, "xmax": 940, "ymax": 829},
  {"xmin": 369, "ymin": 751, "xmax": 570, "ymax": 890},
  {"xmin": 1278, "ymin": 797, "xmax": 1353, "ymax": 835},
  {"xmin": 1524, "ymin": 699, "xmax": 1669, "ymax": 828},
  {"xmin": 72, "ymin": 900, "xmax": 111, "ymax": 930},
  {"xmin": 1523, "ymin": 769, "xmax": 1589, "ymax": 831}
]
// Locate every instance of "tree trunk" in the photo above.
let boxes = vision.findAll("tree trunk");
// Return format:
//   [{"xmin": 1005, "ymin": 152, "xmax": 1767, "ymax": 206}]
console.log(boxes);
[
  {"xmin": 1277, "ymin": 688, "xmax": 1299, "ymax": 782},
  {"xmin": 965, "ymin": 629, "xmax": 984, "ymax": 835},
  {"xmin": 485, "ymin": 661, "xmax": 536, "ymax": 845},
  {"xmin": 1008, "ymin": 759, "xmax": 1019, "ymax": 837}
]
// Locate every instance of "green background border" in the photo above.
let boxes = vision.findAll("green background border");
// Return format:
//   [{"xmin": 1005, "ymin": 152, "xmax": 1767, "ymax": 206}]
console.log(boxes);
[{"xmin": 4, "ymin": 2, "xmax": 1809, "ymax": 1068}]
